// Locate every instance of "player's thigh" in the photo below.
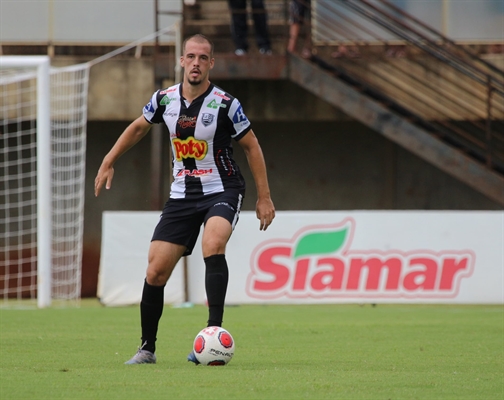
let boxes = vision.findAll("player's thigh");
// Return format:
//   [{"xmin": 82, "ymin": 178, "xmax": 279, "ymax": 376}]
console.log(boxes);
[
  {"xmin": 202, "ymin": 217, "xmax": 233, "ymax": 257},
  {"xmin": 146, "ymin": 240, "xmax": 186, "ymax": 285}
]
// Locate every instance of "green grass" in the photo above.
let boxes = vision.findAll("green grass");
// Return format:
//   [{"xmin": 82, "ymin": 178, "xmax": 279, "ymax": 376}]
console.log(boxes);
[{"xmin": 0, "ymin": 301, "xmax": 502, "ymax": 399}]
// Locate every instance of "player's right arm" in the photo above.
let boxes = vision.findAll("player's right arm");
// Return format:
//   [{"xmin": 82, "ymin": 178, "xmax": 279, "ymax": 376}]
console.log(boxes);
[{"xmin": 94, "ymin": 116, "xmax": 152, "ymax": 196}]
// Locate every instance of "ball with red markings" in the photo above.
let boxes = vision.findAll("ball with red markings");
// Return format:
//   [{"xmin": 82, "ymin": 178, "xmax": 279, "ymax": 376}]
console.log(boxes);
[{"xmin": 192, "ymin": 326, "xmax": 235, "ymax": 366}]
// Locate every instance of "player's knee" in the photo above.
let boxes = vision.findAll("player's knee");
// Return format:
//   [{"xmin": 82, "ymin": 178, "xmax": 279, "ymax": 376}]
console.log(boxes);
[
  {"xmin": 146, "ymin": 263, "xmax": 172, "ymax": 286},
  {"xmin": 202, "ymin": 240, "xmax": 227, "ymax": 258},
  {"xmin": 146, "ymin": 270, "xmax": 169, "ymax": 286}
]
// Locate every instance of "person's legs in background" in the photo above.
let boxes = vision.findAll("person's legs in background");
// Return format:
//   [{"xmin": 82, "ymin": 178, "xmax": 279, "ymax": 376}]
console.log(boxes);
[
  {"xmin": 251, "ymin": 0, "xmax": 271, "ymax": 54},
  {"xmin": 229, "ymin": 0, "xmax": 249, "ymax": 54},
  {"xmin": 287, "ymin": 0, "xmax": 312, "ymax": 57}
]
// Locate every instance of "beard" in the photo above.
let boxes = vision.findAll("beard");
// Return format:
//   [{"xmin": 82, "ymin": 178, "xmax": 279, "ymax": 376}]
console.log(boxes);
[
  {"xmin": 187, "ymin": 70, "xmax": 204, "ymax": 86},
  {"xmin": 188, "ymin": 76, "xmax": 202, "ymax": 86}
]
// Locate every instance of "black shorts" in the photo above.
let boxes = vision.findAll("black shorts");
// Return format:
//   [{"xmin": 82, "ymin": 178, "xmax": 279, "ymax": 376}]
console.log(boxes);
[{"xmin": 151, "ymin": 190, "xmax": 244, "ymax": 256}]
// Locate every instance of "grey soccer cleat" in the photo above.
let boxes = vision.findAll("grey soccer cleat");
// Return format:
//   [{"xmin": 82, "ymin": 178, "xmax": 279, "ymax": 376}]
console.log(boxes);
[{"xmin": 124, "ymin": 348, "xmax": 157, "ymax": 364}]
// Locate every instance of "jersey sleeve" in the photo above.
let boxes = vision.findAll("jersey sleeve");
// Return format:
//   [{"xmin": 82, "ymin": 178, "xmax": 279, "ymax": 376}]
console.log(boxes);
[
  {"xmin": 142, "ymin": 90, "xmax": 165, "ymax": 124},
  {"xmin": 227, "ymin": 98, "xmax": 251, "ymax": 141}
]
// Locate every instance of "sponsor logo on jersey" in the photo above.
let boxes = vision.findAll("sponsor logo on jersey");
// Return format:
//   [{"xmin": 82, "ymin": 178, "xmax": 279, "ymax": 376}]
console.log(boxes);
[
  {"xmin": 176, "ymin": 168, "xmax": 213, "ymax": 177},
  {"xmin": 177, "ymin": 115, "xmax": 197, "ymax": 129},
  {"xmin": 213, "ymin": 91, "xmax": 230, "ymax": 101},
  {"xmin": 247, "ymin": 218, "xmax": 474, "ymax": 299},
  {"xmin": 201, "ymin": 113, "xmax": 215, "ymax": 126},
  {"xmin": 173, "ymin": 137, "xmax": 208, "ymax": 161},
  {"xmin": 207, "ymin": 99, "xmax": 227, "ymax": 109},
  {"xmin": 160, "ymin": 95, "xmax": 175, "ymax": 106},
  {"xmin": 160, "ymin": 87, "xmax": 177, "ymax": 94},
  {"xmin": 143, "ymin": 102, "xmax": 154, "ymax": 114},
  {"xmin": 232, "ymin": 105, "xmax": 248, "ymax": 124}
]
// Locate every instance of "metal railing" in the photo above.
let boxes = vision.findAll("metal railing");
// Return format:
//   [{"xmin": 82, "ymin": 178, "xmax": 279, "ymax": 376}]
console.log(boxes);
[{"xmin": 310, "ymin": 0, "xmax": 504, "ymax": 173}]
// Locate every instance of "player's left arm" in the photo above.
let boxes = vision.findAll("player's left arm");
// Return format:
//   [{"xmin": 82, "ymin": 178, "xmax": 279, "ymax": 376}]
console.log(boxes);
[{"xmin": 238, "ymin": 130, "xmax": 275, "ymax": 231}]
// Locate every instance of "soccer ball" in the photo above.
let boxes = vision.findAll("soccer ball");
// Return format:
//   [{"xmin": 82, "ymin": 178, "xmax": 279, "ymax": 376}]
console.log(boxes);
[{"xmin": 193, "ymin": 326, "xmax": 235, "ymax": 366}]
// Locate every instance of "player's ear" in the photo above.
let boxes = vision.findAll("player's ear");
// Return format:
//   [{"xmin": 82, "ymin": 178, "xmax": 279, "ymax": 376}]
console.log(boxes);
[
  {"xmin": 180, "ymin": 56, "xmax": 184, "ymax": 67},
  {"xmin": 209, "ymin": 57, "xmax": 215, "ymax": 69}
]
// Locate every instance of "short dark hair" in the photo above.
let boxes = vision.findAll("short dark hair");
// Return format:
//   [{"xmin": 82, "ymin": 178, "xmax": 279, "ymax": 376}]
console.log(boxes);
[{"xmin": 182, "ymin": 34, "xmax": 214, "ymax": 58}]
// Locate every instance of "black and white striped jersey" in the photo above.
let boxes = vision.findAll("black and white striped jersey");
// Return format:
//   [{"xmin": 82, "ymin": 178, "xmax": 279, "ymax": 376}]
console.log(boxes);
[{"xmin": 143, "ymin": 83, "xmax": 251, "ymax": 199}]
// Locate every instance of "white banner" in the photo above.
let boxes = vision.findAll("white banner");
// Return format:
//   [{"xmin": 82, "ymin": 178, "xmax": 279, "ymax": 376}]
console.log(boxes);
[
  {"xmin": 99, "ymin": 211, "xmax": 503, "ymax": 305},
  {"xmin": 97, "ymin": 212, "xmax": 185, "ymax": 306}
]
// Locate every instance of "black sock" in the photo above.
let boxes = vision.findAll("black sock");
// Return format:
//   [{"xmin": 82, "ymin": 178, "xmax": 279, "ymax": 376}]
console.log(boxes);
[
  {"xmin": 140, "ymin": 279, "xmax": 165, "ymax": 353},
  {"xmin": 205, "ymin": 254, "xmax": 229, "ymax": 327}
]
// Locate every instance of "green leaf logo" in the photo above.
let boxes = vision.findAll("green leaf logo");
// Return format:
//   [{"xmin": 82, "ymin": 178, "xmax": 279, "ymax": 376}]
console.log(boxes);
[
  {"xmin": 294, "ymin": 228, "xmax": 348, "ymax": 258},
  {"xmin": 160, "ymin": 95, "xmax": 174, "ymax": 106}
]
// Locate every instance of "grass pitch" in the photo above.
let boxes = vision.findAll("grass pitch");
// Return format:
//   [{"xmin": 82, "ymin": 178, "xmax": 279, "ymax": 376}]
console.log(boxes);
[{"xmin": 0, "ymin": 301, "xmax": 502, "ymax": 399}]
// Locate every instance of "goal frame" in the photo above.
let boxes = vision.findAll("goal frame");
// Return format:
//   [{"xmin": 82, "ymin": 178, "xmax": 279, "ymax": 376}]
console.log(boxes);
[{"xmin": 1, "ymin": 56, "xmax": 52, "ymax": 308}]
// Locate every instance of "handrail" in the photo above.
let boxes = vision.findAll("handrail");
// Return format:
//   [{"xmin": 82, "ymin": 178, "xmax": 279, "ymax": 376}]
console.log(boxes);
[
  {"xmin": 310, "ymin": 0, "xmax": 503, "ymax": 173},
  {"xmin": 341, "ymin": 0, "xmax": 503, "ymax": 94},
  {"xmin": 360, "ymin": 0, "xmax": 504, "ymax": 79}
]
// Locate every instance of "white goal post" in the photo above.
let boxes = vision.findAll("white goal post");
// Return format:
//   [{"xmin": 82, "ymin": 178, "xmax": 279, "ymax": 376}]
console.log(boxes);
[{"xmin": 0, "ymin": 56, "xmax": 89, "ymax": 308}]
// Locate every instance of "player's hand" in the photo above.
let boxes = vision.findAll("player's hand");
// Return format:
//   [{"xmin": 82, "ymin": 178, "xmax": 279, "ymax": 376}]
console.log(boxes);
[
  {"xmin": 256, "ymin": 197, "xmax": 275, "ymax": 231},
  {"xmin": 94, "ymin": 164, "xmax": 114, "ymax": 197}
]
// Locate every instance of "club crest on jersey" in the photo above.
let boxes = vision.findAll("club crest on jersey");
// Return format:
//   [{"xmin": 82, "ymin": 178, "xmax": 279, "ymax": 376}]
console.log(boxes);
[
  {"xmin": 201, "ymin": 113, "xmax": 215, "ymax": 126},
  {"xmin": 173, "ymin": 137, "xmax": 208, "ymax": 161},
  {"xmin": 233, "ymin": 105, "xmax": 248, "ymax": 124}
]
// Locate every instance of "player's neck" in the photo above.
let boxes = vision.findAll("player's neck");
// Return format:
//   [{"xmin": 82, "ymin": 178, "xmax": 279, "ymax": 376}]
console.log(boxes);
[{"xmin": 181, "ymin": 80, "xmax": 211, "ymax": 103}]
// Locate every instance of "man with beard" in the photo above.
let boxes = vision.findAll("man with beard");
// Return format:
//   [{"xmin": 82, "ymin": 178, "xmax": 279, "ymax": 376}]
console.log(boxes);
[{"xmin": 94, "ymin": 34, "xmax": 275, "ymax": 364}]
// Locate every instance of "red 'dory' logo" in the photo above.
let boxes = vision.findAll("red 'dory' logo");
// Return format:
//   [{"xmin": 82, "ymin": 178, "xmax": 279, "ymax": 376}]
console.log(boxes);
[{"xmin": 246, "ymin": 218, "xmax": 475, "ymax": 299}]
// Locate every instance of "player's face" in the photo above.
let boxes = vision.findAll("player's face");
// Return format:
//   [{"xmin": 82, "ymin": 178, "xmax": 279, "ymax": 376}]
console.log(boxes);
[{"xmin": 181, "ymin": 40, "xmax": 214, "ymax": 86}]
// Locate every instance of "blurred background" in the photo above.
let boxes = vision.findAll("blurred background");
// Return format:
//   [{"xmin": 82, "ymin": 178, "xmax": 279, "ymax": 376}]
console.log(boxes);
[{"xmin": 1, "ymin": 0, "xmax": 502, "ymax": 299}]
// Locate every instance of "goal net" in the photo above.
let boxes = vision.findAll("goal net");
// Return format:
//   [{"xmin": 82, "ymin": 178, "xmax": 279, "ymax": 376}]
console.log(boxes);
[{"xmin": 0, "ymin": 57, "xmax": 89, "ymax": 308}]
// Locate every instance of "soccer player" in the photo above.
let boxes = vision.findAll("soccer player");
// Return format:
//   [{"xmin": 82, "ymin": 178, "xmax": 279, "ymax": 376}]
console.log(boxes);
[{"xmin": 94, "ymin": 34, "xmax": 275, "ymax": 364}]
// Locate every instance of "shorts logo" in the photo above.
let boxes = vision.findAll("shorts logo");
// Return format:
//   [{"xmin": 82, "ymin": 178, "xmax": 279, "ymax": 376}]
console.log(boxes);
[
  {"xmin": 173, "ymin": 137, "xmax": 208, "ymax": 161},
  {"xmin": 201, "ymin": 113, "xmax": 215, "ymax": 126},
  {"xmin": 213, "ymin": 202, "xmax": 235, "ymax": 212}
]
